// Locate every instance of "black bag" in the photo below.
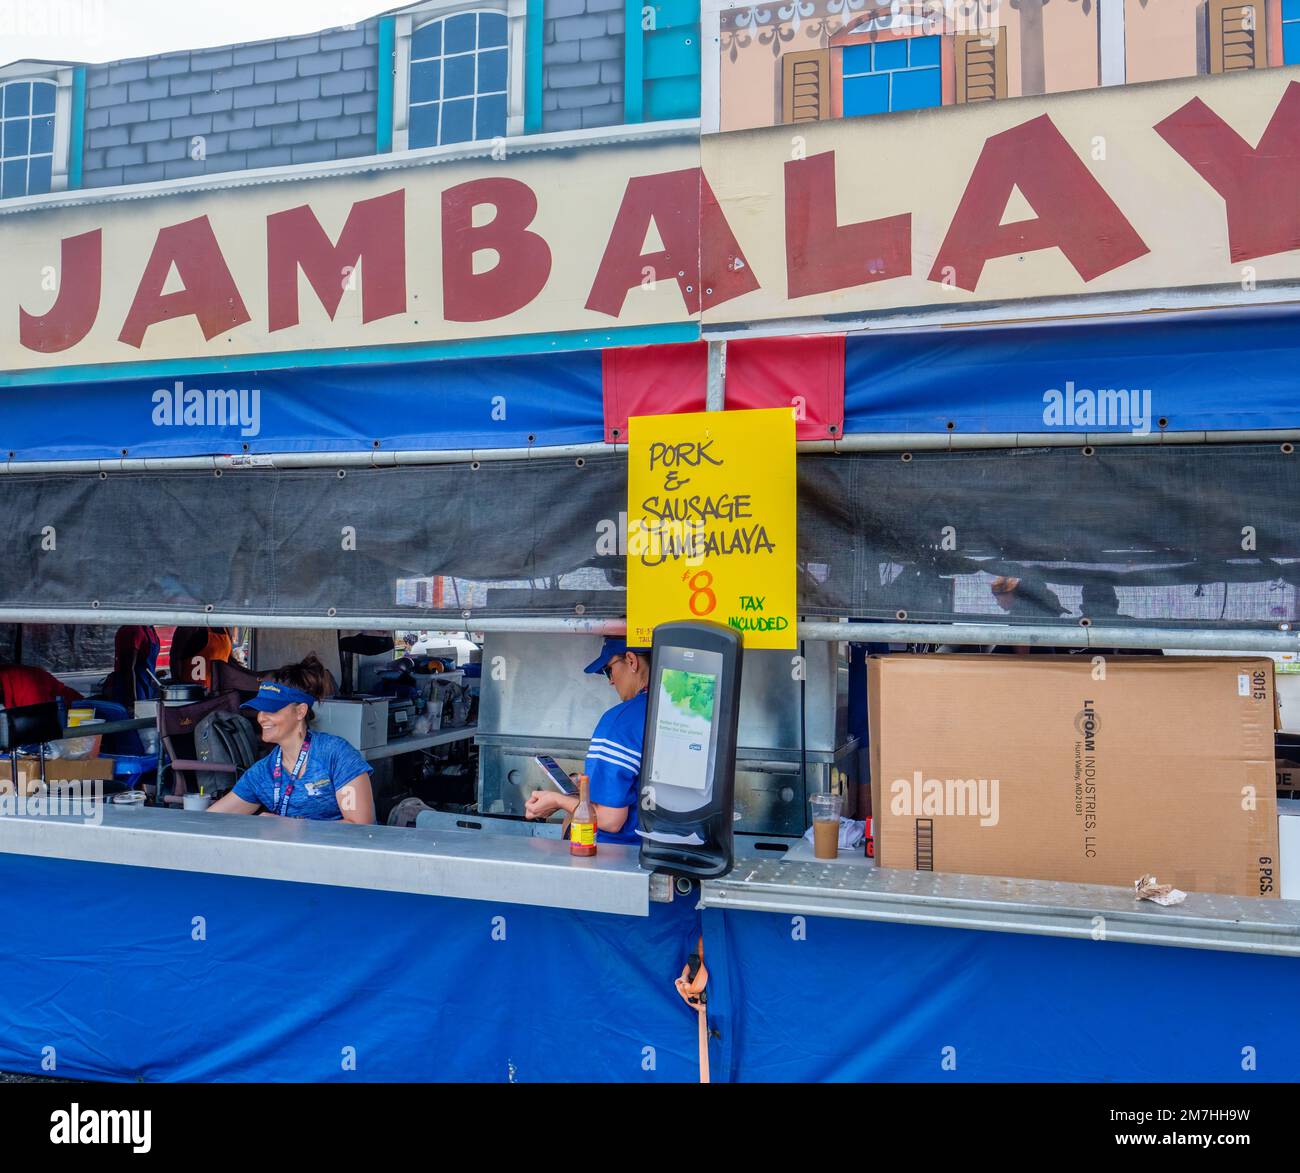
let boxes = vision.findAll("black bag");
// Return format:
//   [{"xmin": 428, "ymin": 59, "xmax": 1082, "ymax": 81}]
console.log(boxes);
[{"xmin": 192, "ymin": 709, "xmax": 262, "ymax": 796}]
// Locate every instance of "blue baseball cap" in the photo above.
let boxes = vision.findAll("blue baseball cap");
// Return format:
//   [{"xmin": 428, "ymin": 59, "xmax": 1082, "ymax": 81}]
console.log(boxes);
[
  {"xmin": 583, "ymin": 637, "xmax": 650, "ymax": 675},
  {"xmin": 242, "ymin": 681, "xmax": 316, "ymax": 712}
]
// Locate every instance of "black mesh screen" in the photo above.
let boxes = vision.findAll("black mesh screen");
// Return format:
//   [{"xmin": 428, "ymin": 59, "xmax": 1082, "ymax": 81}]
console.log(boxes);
[
  {"xmin": 0, "ymin": 457, "xmax": 627, "ymax": 618},
  {"xmin": 0, "ymin": 445, "xmax": 1296, "ymax": 627},
  {"xmin": 0, "ymin": 624, "xmax": 117, "ymax": 674},
  {"xmin": 800, "ymin": 445, "xmax": 1300, "ymax": 627}
]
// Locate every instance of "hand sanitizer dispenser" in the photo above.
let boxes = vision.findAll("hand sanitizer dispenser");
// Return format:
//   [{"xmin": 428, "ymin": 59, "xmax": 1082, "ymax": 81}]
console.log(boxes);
[{"xmin": 637, "ymin": 620, "xmax": 743, "ymax": 879}]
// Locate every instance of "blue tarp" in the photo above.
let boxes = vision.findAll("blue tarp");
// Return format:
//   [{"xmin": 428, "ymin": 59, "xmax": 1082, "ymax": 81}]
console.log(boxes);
[
  {"xmin": 845, "ymin": 307, "xmax": 1300, "ymax": 435},
  {"xmin": 11, "ymin": 308, "xmax": 1298, "ymax": 462},
  {"xmin": 0, "ymin": 350, "xmax": 604, "ymax": 463},
  {"xmin": 704, "ymin": 908, "xmax": 1300, "ymax": 1082},
  {"xmin": 3, "ymin": 850, "xmax": 1298, "ymax": 1082},
  {"xmin": 4, "ymin": 848, "xmax": 1299, "ymax": 1081},
  {"xmin": 0, "ymin": 854, "xmax": 701, "ymax": 1082}
]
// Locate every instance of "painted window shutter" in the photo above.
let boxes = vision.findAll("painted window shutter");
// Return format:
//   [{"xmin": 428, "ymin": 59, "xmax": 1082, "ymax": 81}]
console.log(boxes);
[
  {"xmin": 954, "ymin": 30, "xmax": 1007, "ymax": 103},
  {"xmin": 1208, "ymin": 0, "xmax": 1267, "ymax": 73},
  {"xmin": 640, "ymin": 0, "xmax": 701, "ymax": 120},
  {"xmin": 782, "ymin": 49, "xmax": 830, "ymax": 123}
]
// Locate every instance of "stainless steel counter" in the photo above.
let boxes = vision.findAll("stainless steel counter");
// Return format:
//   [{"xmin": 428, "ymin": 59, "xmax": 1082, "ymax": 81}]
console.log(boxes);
[
  {"xmin": 0, "ymin": 806, "xmax": 650, "ymax": 916},
  {"xmin": 701, "ymin": 853, "xmax": 1300, "ymax": 956},
  {"xmin": 11, "ymin": 805, "xmax": 1291, "ymax": 953}
]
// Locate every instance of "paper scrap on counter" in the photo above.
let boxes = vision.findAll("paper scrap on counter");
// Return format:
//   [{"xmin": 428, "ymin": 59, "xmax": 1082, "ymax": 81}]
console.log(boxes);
[{"xmin": 1134, "ymin": 874, "xmax": 1187, "ymax": 906}]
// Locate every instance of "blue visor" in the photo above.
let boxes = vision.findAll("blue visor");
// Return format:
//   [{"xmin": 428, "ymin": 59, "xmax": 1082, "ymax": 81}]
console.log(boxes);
[
  {"xmin": 583, "ymin": 637, "xmax": 649, "ymax": 674},
  {"xmin": 242, "ymin": 682, "xmax": 316, "ymax": 712}
]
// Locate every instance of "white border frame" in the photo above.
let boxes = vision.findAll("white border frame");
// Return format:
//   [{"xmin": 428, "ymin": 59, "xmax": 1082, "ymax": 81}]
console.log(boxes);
[
  {"xmin": 0, "ymin": 61, "xmax": 74, "ymax": 195},
  {"xmin": 391, "ymin": 0, "xmax": 527, "ymax": 151},
  {"xmin": 701, "ymin": 0, "xmax": 723, "ymax": 134},
  {"xmin": 1098, "ymin": 0, "xmax": 1126, "ymax": 87}
]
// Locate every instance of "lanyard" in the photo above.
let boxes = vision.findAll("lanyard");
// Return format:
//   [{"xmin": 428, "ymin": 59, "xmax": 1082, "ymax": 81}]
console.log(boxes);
[{"xmin": 272, "ymin": 733, "xmax": 311, "ymax": 816}]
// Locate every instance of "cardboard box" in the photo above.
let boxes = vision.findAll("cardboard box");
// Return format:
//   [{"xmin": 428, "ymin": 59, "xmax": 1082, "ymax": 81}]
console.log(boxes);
[
  {"xmin": 1277, "ymin": 759, "xmax": 1300, "ymax": 799},
  {"xmin": 0, "ymin": 758, "xmax": 115, "ymax": 797},
  {"xmin": 868, "ymin": 655, "xmax": 1279, "ymax": 899}
]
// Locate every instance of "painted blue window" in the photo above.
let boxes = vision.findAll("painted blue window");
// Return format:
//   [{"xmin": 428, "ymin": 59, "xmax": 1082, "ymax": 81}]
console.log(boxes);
[
  {"xmin": 412, "ymin": 18, "xmax": 442, "ymax": 59},
  {"xmin": 841, "ymin": 35, "xmax": 940, "ymax": 118},
  {"xmin": 0, "ymin": 80, "xmax": 57, "ymax": 198},
  {"xmin": 1284, "ymin": 0, "xmax": 1300, "ymax": 64},
  {"xmin": 872, "ymin": 39, "xmax": 907, "ymax": 72},
  {"xmin": 909, "ymin": 34, "xmax": 940, "ymax": 67},
  {"xmin": 409, "ymin": 10, "xmax": 509, "ymax": 148}
]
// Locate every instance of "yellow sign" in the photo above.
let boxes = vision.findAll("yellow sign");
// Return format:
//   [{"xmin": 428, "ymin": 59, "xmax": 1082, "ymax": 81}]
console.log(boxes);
[{"xmin": 627, "ymin": 408, "xmax": 796, "ymax": 650}]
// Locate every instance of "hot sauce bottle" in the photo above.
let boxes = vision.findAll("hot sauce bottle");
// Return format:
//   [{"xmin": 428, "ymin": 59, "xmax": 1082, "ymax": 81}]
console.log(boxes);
[{"xmin": 570, "ymin": 773, "xmax": 597, "ymax": 857}]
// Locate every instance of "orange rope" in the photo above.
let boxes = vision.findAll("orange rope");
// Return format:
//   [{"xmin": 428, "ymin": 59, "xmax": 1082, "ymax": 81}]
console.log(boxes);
[{"xmin": 675, "ymin": 934, "xmax": 710, "ymax": 1084}]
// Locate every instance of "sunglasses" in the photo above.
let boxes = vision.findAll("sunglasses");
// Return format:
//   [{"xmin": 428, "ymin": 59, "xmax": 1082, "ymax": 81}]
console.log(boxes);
[{"xmin": 601, "ymin": 657, "xmax": 623, "ymax": 680}]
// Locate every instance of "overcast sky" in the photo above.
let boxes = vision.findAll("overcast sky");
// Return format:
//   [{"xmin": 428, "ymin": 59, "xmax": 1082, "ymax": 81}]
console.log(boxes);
[{"xmin": 1, "ymin": 0, "xmax": 394, "ymax": 65}]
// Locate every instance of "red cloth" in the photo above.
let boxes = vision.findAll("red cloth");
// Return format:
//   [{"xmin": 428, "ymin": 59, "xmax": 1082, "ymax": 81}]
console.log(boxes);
[
  {"xmin": 0, "ymin": 665, "xmax": 83, "ymax": 709},
  {"xmin": 601, "ymin": 342, "xmax": 708, "ymax": 442},
  {"xmin": 600, "ymin": 336, "xmax": 846, "ymax": 441},
  {"xmin": 725, "ymin": 335, "xmax": 845, "ymax": 440}
]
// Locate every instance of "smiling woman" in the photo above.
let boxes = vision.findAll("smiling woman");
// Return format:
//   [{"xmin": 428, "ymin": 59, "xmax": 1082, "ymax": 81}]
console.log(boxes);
[{"xmin": 207, "ymin": 655, "xmax": 376, "ymax": 823}]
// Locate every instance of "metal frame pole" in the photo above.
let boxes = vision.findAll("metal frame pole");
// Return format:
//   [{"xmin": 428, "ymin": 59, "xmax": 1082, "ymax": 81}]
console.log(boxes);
[{"xmin": 0, "ymin": 609, "xmax": 1293, "ymax": 651}]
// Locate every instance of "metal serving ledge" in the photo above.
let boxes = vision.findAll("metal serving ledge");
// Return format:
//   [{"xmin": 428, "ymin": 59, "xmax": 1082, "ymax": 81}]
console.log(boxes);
[
  {"xmin": 0, "ymin": 807, "xmax": 650, "ymax": 917},
  {"xmin": 701, "ymin": 853, "xmax": 1300, "ymax": 957},
  {"xmin": 362, "ymin": 724, "xmax": 478, "ymax": 762}
]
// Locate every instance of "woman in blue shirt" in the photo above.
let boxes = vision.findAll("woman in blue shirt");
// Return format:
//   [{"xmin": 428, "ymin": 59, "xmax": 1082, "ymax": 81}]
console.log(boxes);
[
  {"xmin": 524, "ymin": 637, "xmax": 647, "ymax": 845},
  {"xmin": 208, "ymin": 659, "xmax": 375, "ymax": 823}
]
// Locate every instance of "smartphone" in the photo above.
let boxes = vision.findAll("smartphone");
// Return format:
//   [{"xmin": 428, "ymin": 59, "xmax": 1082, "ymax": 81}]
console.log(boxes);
[{"xmin": 533, "ymin": 755, "xmax": 578, "ymax": 796}]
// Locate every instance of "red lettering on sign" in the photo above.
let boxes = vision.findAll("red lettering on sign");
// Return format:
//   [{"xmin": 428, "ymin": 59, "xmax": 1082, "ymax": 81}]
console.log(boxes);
[
  {"xmin": 586, "ymin": 168, "xmax": 758, "ymax": 317},
  {"xmin": 442, "ymin": 177, "xmax": 551, "ymax": 322},
  {"xmin": 266, "ymin": 189, "xmax": 407, "ymax": 332},
  {"xmin": 784, "ymin": 152, "xmax": 911, "ymax": 298},
  {"xmin": 1155, "ymin": 81, "xmax": 1300, "ymax": 264},
  {"xmin": 928, "ymin": 114, "xmax": 1149, "ymax": 291},
  {"xmin": 118, "ymin": 216, "xmax": 251, "ymax": 348},
  {"xmin": 19, "ymin": 229, "xmax": 102, "ymax": 353}
]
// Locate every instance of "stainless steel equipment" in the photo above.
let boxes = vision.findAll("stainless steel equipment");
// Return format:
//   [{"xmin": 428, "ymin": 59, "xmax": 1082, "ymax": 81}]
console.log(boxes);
[
  {"xmin": 314, "ymin": 697, "xmax": 389, "ymax": 750},
  {"xmin": 475, "ymin": 633, "xmax": 858, "ymax": 836}
]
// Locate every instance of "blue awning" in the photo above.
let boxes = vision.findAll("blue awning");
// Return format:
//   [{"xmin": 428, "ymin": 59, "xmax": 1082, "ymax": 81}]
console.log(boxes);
[
  {"xmin": 0, "ymin": 349, "xmax": 605, "ymax": 462},
  {"xmin": 844, "ymin": 306, "xmax": 1300, "ymax": 435},
  {"xmin": 11, "ymin": 306, "xmax": 1298, "ymax": 461}
]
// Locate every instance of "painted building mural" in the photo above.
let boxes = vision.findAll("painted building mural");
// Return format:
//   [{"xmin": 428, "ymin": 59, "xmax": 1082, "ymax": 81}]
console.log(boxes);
[
  {"xmin": 711, "ymin": 0, "xmax": 1300, "ymax": 132},
  {"xmin": 8, "ymin": 64, "xmax": 1300, "ymax": 376},
  {"xmin": 0, "ymin": 0, "xmax": 702, "ymax": 200}
]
